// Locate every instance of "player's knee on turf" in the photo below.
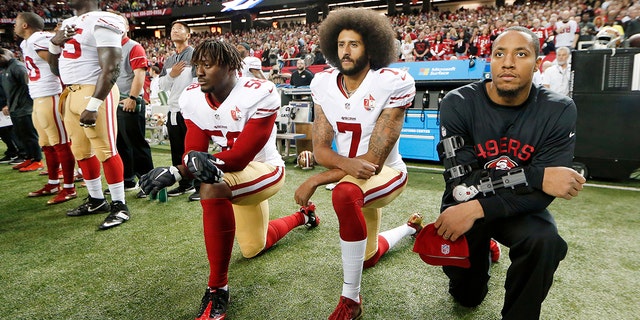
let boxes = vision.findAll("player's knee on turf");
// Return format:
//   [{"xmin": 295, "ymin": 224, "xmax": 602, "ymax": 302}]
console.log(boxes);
[{"xmin": 444, "ymin": 267, "xmax": 489, "ymax": 307}]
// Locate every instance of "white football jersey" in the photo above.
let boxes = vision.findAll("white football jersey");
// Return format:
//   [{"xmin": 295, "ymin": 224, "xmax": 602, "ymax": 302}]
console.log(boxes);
[
  {"xmin": 311, "ymin": 67, "xmax": 415, "ymax": 172},
  {"xmin": 20, "ymin": 31, "xmax": 62, "ymax": 98},
  {"xmin": 179, "ymin": 77, "xmax": 284, "ymax": 167},
  {"xmin": 239, "ymin": 56, "xmax": 264, "ymax": 78},
  {"xmin": 58, "ymin": 11, "xmax": 125, "ymax": 85}
]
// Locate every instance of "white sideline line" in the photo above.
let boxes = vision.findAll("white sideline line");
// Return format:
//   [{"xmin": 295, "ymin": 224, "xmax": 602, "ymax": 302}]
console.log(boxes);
[
  {"xmin": 406, "ymin": 165, "xmax": 640, "ymax": 192},
  {"xmin": 583, "ymin": 183, "xmax": 640, "ymax": 192}
]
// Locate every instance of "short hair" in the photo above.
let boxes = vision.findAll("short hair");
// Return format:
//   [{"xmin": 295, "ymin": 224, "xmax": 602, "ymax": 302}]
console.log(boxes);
[
  {"xmin": 318, "ymin": 8, "xmax": 397, "ymax": 70},
  {"xmin": 191, "ymin": 40, "xmax": 243, "ymax": 72},
  {"xmin": 556, "ymin": 46, "xmax": 571, "ymax": 55},
  {"xmin": 494, "ymin": 26, "xmax": 540, "ymax": 58},
  {"xmin": 18, "ymin": 12, "xmax": 44, "ymax": 31},
  {"xmin": 171, "ymin": 21, "xmax": 190, "ymax": 33}
]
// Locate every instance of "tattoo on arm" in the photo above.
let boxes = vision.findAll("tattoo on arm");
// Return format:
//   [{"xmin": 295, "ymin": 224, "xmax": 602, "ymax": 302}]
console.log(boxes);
[
  {"xmin": 312, "ymin": 105, "xmax": 335, "ymax": 148},
  {"xmin": 367, "ymin": 108, "xmax": 404, "ymax": 164}
]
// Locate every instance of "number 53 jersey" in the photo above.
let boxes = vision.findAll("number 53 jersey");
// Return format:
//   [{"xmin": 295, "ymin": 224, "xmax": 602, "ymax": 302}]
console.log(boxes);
[
  {"xmin": 179, "ymin": 77, "xmax": 284, "ymax": 168},
  {"xmin": 310, "ymin": 67, "xmax": 415, "ymax": 172}
]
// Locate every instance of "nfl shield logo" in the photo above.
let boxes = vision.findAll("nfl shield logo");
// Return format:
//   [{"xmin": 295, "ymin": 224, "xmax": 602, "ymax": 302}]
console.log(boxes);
[{"xmin": 441, "ymin": 244, "xmax": 451, "ymax": 255}]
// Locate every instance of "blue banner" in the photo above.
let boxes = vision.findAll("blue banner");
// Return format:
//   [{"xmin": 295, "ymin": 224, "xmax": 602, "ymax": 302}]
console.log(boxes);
[{"xmin": 390, "ymin": 59, "xmax": 489, "ymax": 82}]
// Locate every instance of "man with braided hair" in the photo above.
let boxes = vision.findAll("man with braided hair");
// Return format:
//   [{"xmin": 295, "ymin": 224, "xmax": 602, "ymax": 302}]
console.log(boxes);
[
  {"xmin": 139, "ymin": 40, "xmax": 319, "ymax": 320},
  {"xmin": 293, "ymin": 8, "xmax": 419, "ymax": 319},
  {"xmin": 47, "ymin": 0, "xmax": 129, "ymax": 230}
]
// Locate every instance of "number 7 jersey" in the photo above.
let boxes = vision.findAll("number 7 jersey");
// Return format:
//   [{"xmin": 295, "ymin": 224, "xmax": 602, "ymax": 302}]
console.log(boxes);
[{"xmin": 310, "ymin": 67, "xmax": 415, "ymax": 172}]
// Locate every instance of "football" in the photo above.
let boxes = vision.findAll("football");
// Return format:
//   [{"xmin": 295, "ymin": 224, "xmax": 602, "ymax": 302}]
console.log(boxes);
[{"xmin": 297, "ymin": 150, "xmax": 315, "ymax": 170}]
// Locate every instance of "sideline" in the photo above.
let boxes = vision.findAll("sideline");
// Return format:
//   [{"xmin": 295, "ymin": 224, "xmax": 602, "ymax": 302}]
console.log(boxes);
[{"xmin": 406, "ymin": 165, "xmax": 640, "ymax": 192}]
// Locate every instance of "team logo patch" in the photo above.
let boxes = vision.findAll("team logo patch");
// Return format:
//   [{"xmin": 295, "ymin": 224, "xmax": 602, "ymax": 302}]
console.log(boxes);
[
  {"xmin": 441, "ymin": 244, "xmax": 451, "ymax": 255},
  {"xmin": 231, "ymin": 106, "xmax": 243, "ymax": 121},
  {"xmin": 363, "ymin": 94, "xmax": 376, "ymax": 111},
  {"xmin": 485, "ymin": 156, "xmax": 518, "ymax": 171}
]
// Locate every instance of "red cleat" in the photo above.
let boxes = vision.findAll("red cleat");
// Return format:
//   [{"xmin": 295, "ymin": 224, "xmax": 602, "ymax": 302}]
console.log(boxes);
[
  {"xmin": 329, "ymin": 295, "xmax": 363, "ymax": 320},
  {"xmin": 28, "ymin": 184, "xmax": 60, "ymax": 197},
  {"xmin": 48, "ymin": 187, "xmax": 78, "ymax": 205}
]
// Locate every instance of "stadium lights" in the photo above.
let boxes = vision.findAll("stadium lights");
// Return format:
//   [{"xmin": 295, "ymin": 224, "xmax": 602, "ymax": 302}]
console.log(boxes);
[{"xmin": 255, "ymin": 13, "xmax": 306, "ymax": 20}]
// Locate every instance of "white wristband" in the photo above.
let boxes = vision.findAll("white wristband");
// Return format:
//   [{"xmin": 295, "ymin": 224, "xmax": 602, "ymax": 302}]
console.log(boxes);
[
  {"xmin": 85, "ymin": 97, "xmax": 103, "ymax": 112},
  {"xmin": 48, "ymin": 42, "xmax": 62, "ymax": 55},
  {"xmin": 169, "ymin": 166, "xmax": 183, "ymax": 182}
]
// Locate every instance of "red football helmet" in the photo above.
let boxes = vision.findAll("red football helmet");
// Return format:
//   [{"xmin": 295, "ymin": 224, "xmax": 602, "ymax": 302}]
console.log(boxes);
[{"xmin": 297, "ymin": 150, "xmax": 315, "ymax": 170}]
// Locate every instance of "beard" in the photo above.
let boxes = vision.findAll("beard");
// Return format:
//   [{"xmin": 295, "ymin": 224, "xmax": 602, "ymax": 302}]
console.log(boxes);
[
  {"xmin": 495, "ymin": 85, "xmax": 525, "ymax": 99},
  {"xmin": 337, "ymin": 55, "xmax": 368, "ymax": 76}
]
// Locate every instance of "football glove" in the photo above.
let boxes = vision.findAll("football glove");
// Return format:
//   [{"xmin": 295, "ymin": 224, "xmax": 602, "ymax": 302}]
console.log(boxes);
[
  {"xmin": 140, "ymin": 166, "xmax": 182, "ymax": 197},
  {"xmin": 184, "ymin": 151, "xmax": 225, "ymax": 184}
]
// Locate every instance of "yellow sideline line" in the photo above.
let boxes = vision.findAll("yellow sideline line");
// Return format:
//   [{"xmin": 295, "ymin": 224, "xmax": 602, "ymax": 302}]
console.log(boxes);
[{"xmin": 406, "ymin": 165, "xmax": 640, "ymax": 192}]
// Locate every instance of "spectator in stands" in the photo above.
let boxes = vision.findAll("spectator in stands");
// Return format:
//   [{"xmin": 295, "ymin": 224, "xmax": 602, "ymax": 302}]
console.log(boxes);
[
  {"xmin": 453, "ymin": 32, "xmax": 469, "ymax": 58},
  {"xmin": 578, "ymin": 13, "xmax": 598, "ymax": 42},
  {"xmin": 429, "ymin": 33, "xmax": 447, "ymax": 60},
  {"xmin": 158, "ymin": 20, "xmax": 198, "ymax": 200},
  {"xmin": 555, "ymin": 10, "xmax": 580, "ymax": 49},
  {"xmin": 413, "ymin": 32, "xmax": 430, "ymax": 61},
  {"xmin": 289, "ymin": 59, "xmax": 314, "ymax": 87},
  {"xmin": 542, "ymin": 46, "xmax": 572, "ymax": 96},
  {"xmin": 624, "ymin": 5, "xmax": 640, "ymax": 39},
  {"xmin": 267, "ymin": 63, "xmax": 290, "ymax": 85},
  {"xmin": 400, "ymin": 34, "xmax": 415, "ymax": 62},
  {"xmin": 312, "ymin": 45, "xmax": 326, "ymax": 65}
]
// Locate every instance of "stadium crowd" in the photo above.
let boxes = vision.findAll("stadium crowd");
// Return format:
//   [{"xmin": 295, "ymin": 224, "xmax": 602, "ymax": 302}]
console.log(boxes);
[{"xmin": 2, "ymin": 0, "xmax": 638, "ymax": 63}]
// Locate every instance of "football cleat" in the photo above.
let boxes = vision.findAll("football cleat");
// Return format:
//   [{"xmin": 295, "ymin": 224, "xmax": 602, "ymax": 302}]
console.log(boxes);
[
  {"xmin": 490, "ymin": 239, "xmax": 501, "ymax": 263},
  {"xmin": 0, "ymin": 155, "xmax": 17, "ymax": 164},
  {"xmin": 12, "ymin": 159, "xmax": 32, "ymax": 170},
  {"xmin": 48, "ymin": 187, "xmax": 77, "ymax": 205},
  {"xmin": 296, "ymin": 150, "xmax": 315, "ymax": 170},
  {"xmin": 167, "ymin": 185, "xmax": 195, "ymax": 197},
  {"xmin": 196, "ymin": 288, "xmax": 229, "ymax": 320},
  {"xmin": 28, "ymin": 184, "xmax": 60, "ymax": 197},
  {"xmin": 188, "ymin": 191, "xmax": 201, "ymax": 202},
  {"xmin": 19, "ymin": 160, "xmax": 44, "ymax": 172},
  {"xmin": 329, "ymin": 295, "xmax": 363, "ymax": 320},
  {"xmin": 99, "ymin": 201, "xmax": 130, "ymax": 230},
  {"xmin": 66, "ymin": 196, "xmax": 110, "ymax": 216},
  {"xmin": 407, "ymin": 213, "xmax": 424, "ymax": 238},
  {"xmin": 300, "ymin": 202, "xmax": 319, "ymax": 228}
]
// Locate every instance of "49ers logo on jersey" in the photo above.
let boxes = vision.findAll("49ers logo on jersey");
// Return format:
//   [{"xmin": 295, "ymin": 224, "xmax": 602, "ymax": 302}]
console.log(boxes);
[
  {"xmin": 363, "ymin": 94, "xmax": 376, "ymax": 111},
  {"xmin": 484, "ymin": 156, "xmax": 518, "ymax": 171},
  {"xmin": 230, "ymin": 106, "xmax": 243, "ymax": 121}
]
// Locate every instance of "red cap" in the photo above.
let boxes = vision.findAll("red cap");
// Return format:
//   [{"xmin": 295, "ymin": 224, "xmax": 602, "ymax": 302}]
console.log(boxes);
[{"xmin": 413, "ymin": 223, "xmax": 470, "ymax": 268}]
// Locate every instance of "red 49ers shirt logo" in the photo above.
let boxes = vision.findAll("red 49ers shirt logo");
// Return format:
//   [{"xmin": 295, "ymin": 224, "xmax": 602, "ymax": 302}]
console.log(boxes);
[{"xmin": 484, "ymin": 156, "xmax": 518, "ymax": 171}]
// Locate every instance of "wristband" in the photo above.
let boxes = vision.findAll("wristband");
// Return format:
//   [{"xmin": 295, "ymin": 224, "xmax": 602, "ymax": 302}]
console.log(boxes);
[
  {"xmin": 169, "ymin": 166, "xmax": 183, "ymax": 182},
  {"xmin": 85, "ymin": 97, "xmax": 104, "ymax": 112},
  {"xmin": 129, "ymin": 95, "xmax": 139, "ymax": 101},
  {"xmin": 48, "ymin": 42, "xmax": 62, "ymax": 55}
]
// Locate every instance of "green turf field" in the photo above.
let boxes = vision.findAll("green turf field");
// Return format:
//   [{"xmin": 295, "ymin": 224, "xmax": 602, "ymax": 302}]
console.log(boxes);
[{"xmin": 1, "ymin": 144, "xmax": 638, "ymax": 319}]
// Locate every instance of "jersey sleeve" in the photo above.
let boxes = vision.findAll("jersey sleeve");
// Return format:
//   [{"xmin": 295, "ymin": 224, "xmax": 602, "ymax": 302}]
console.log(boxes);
[
  {"xmin": 380, "ymin": 68, "xmax": 416, "ymax": 110},
  {"xmin": 32, "ymin": 32, "xmax": 53, "ymax": 51},
  {"xmin": 95, "ymin": 13, "xmax": 125, "ymax": 36},
  {"xmin": 129, "ymin": 43, "xmax": 149, "ymax": 70}
]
